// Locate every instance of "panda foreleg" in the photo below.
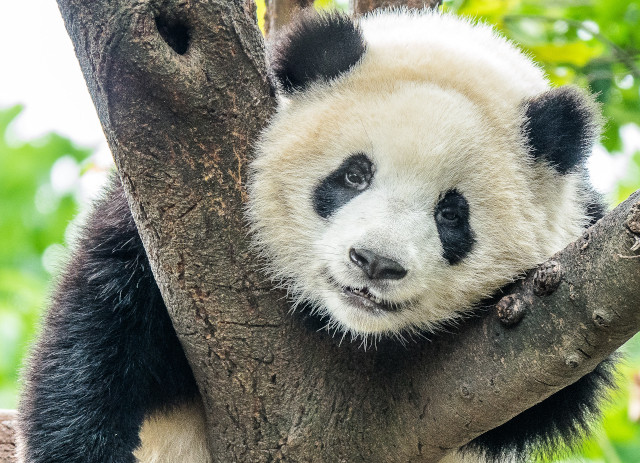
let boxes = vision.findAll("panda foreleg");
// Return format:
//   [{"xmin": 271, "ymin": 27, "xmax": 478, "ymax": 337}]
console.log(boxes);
[{"xmin": 17, "ymin": 176, "xmax": 199, "ymax": 463}]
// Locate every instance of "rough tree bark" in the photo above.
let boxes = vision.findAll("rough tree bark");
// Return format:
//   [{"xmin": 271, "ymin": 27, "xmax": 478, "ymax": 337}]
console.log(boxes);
[
  {"xmin": 0, "ymin": 410, "xmax": 17, "ymax": 462},
  {"xmin": 4, "ymin": 0, "xmax": 640, "ymax": 462}
]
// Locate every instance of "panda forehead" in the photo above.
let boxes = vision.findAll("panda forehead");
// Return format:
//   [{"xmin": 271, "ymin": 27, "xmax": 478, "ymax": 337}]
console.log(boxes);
[{"xmin": 270, "ymin": 82, "xmax": 513, "ymax": 189}]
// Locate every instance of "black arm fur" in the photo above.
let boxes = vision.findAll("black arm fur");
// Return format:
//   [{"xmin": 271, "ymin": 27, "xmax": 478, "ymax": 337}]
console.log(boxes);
[{"xmin": 18, "ymin": 176, "xmax": 198, "ymax": 463}]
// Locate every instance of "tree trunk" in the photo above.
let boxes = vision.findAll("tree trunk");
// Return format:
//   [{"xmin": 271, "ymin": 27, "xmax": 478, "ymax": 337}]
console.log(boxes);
[
  {"xmin": 5, "ymin": 0, "xmax": 640, "ymax": 461},
  {"xmin": 0, "ymin": 410, "xmax": 17, "ymax": 462},
  {"xmin": 264, "ymin": 0, "xmax": 314, "ymax": 36}
]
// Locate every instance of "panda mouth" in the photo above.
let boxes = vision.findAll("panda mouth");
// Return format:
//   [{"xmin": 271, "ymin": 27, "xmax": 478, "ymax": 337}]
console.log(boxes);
[{"xmin": 341, "ymin": 286, "xmax": 399, "ymax": 314}]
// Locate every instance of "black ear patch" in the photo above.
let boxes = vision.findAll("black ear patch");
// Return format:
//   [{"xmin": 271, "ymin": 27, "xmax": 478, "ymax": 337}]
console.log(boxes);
[
  {"xmin": 523, "ymin": 86, "xmax": 601, "ymax": 174},
  {"xmin": 269, "ymin": 10, "xmax": 366, "ymax": 93}
]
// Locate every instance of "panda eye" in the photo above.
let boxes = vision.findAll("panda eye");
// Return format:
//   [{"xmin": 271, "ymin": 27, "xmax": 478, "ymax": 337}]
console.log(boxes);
[
  {"xmin": 434, "ymin": 189, "xmax": 474, "ymax": 265},
  {"xmin": 344, "ymin": 170, "xmax": 367, "ymax": 189},
  {"xmin": 434, "ymin": 190, "xmax": 469, "ymax": 228},
  {"xmin": 437, "ymin": 207, "xmax": 459, "ymax": 224},
  {"xmin": 312, "ymin": 154, "xmax": 374, "ymax": 218}
]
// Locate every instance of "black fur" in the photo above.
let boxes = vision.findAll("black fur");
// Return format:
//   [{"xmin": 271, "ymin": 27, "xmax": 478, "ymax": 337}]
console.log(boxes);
[
  {"xmin": 18, "ymin": 175, "xmax": 198, "ymax": 463},
  {"xmin": 434, "ymin": 190, "xmax": 475, "ymax": 264},
  {"xmin": 270, "ymin": 10, "xmax": 366, "ymax": 93},
  {"xmin": 586, "ymin": 189, "xmax": 607, "ymax": 225},
  {"xmin": 466, "ymin": 356, "xmax": 617, "ymax": 462},
  {"xmin": 523, "ymin": 86, "xmax": 600, "ymax": 174},
  {"xmin": 313, "ymin": 153, "xmax": 373, "ymax": 218}
]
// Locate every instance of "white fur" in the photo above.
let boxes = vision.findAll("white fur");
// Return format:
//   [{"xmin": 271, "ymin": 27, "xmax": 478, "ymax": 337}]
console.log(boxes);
[
  {"xmin": 247, "ymin": 10, "xmax": 591, "ymax": 339},
  {"xmin": 134, "ymin": 401, "xmax": 211, "ymax": 463}
]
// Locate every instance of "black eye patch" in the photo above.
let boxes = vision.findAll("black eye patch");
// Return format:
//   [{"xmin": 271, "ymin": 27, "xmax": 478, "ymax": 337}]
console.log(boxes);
[
  {"xmin": 313, "ymin": 154, "xmax": 373, "ymax": 218},
  {"xmin": 434, "ymin": 190, "xmax": 475, "ymax": 265}
]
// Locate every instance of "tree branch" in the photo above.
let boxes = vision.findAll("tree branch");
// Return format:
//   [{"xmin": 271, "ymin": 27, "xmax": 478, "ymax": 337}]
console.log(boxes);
[
  {"xmin": 11, "ymin": 0, "xmax": 635, "ymax": 461},
  {"xmin": 0, "ymin": 410, "xmax": 17, "ymax": 463}
]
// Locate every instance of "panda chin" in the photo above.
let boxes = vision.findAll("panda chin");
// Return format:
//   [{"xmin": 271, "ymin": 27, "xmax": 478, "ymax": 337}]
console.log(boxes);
[{"xmin": 324, "ymin": 284, "xmax": 414, "ymax": 337}]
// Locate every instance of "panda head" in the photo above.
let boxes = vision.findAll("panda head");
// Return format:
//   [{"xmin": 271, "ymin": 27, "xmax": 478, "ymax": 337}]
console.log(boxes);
[{"xmin": 247, "ymin": 9, "xmax": 601, "ymax": 339}]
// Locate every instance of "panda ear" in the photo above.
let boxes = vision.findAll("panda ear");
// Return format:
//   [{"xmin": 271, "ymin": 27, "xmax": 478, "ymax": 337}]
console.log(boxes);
[
  {"xmin": 269, "ymin": 10, "xmax": 366, "ymax": 93},
  {"xmin": 522, "ymin": 86, "xmax": 601, "ymax": 174}
]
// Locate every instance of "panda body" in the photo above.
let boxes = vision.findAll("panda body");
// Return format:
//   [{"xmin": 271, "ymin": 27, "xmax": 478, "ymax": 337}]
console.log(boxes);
[{"xmin": 18, "ymin": 8, "xmax": 611, "ymax": 463}]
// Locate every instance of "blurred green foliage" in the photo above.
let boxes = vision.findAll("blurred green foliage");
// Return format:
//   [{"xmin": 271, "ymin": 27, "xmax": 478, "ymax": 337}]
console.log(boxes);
[
  {"xmin": 0, "ymin": 106, "xmax": 91, "ymax": 407},
  {"xmin": 441, "ymin": 0, "xmax": 640, "ymax": 208},
  {"xmin": 1, "ymin": 0, "xmax": 639, "ymax": 461},
  {"xmin": 616, "ymin": 149, "xmax": 640, "ymax": 205}
]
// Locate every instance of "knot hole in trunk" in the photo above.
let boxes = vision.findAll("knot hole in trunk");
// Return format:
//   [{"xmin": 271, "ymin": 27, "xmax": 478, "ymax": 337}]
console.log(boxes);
[{"xmin": 155, "ymin": 13, "xmax": 190, "ymax": 55}]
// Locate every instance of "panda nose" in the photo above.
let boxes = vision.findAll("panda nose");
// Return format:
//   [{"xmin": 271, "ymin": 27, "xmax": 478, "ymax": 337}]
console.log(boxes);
[{"xmin": 349, "ymin": 248, "xmax": 407, "ymax": 280}]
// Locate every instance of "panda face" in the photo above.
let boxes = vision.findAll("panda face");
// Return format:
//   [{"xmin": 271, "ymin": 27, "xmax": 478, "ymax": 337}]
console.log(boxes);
[
  {"xmin": 248, "ymin": 11, "xmax": 597, "ymax": 339},
  {"xmin": 249, "ymin": 81, "xmax": 585, "ymax": 337}
]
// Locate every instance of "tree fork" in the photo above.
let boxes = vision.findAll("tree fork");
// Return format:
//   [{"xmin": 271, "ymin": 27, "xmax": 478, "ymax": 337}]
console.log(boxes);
[{"xmin": 5, "ymin": 0, "xmax": 640, "ymax": 461}]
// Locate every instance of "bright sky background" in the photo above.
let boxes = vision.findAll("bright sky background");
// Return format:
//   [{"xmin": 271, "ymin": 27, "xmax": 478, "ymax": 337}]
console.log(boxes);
[
  {"xmin": 0, "ymin": 0, "xmax": 637, "ymax": 196},
  {"xmin": 0, "ymin": 0, "xmax": 106, "ymax": 148}
]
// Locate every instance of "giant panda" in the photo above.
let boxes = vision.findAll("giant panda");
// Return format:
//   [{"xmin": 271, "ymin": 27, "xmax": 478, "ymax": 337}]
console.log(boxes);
[{"xmin": 17, "ymin": 8, "xmax": 613, "ymax": 463}]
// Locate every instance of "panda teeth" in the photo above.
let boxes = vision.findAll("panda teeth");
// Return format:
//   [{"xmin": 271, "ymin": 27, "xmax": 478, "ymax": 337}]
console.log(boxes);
[{"xmin": 348, "ymin": 287, "xmax": 383, "ymax": 304}]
